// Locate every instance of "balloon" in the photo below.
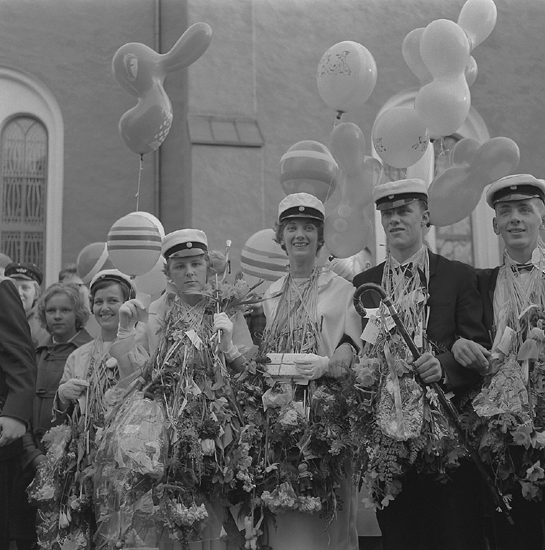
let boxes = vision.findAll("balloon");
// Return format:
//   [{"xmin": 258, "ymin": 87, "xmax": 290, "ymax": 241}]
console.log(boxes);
[
  {"xmin": 316, "ymin": 41, "xmax": 377, "ymax": 114},
  {"xmin": 372, "ymin": 107, "xmax": 429, "ymax": 169},
  {"xmin": 135, "ymin": 211, "xmax": 165, "ymax": 238},
  {"xmin": 402, "ymin": 28, "xmax": 432, "ymax": 86},
  {"xmin": 449, "ymin": 137, "xmax": 481, "ymax": 165},
  {"xmin": 76, "ymin": 242, "xmax": 115, "ymax": 285},
  {"xmin": 415, "ymin": 18, "xmax": 471, "ymax": 138},
  {"xmin": 325, "ymin": 123, "xmax": 379, "ymax": 258},
  {"xmin": 107, "ymin": 212, "xmax": 163, "ymax": 276},
  {"xmin": 428, "ymin": 137, "xmax": 520, "ymax": 226},
  {"xmin": 458, "ymin": 0, "xmax": 497, "ymax": 50},
  {"xmin": 134, "ymin": 256, "xmax": 167, "ymax": 301},
  {"xmin": 240, "ymin": 229, "xmax": 289, "ymax": 290},
  {"xmin": 420, "ymin": 19, "xmax": 470, "ymax": 78},
  {"xmin": 465, "ymin": 56, "xmax": 478, "ymax": 87},
  {"xmin": 113, "ymin": 22, "xmax": 212, "ymax": 155},
  {"xmin": 280, "ymin": 141, "xmax": 339, "ymax": 203},
  {"xmin": 415, "ymin": 75, "xmax": 471, "ymax": 137}
]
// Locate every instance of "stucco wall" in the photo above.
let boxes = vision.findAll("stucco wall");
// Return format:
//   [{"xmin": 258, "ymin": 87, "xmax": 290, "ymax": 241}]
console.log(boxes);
[
  {"xmin": 187, "ymin": 0, "xmax": 545, "ymax": 273},
  {"xmin": 0, "ymin": 0, "xmax": 169, "ymax": 272}
]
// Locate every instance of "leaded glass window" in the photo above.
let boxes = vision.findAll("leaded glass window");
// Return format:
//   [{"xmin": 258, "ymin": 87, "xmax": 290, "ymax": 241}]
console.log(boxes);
[{"xmin": 0, "ymin": 117, "xmax": 47, "ymax": 270}]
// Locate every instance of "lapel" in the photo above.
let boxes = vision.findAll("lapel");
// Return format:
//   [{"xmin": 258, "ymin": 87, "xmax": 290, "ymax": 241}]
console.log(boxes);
[
  {"xmin": 427, "ymin": 249, "xmax": 438, "ymax": 282},
  {"xmin": 488, "ymin": 266, "xmax": 499, "ymax": 304}
]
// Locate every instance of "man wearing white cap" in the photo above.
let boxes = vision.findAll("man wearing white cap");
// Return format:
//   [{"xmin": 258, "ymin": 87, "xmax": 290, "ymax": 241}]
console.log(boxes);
[
  {"xmin": 453, "ymin": 174, "xmax": 545, "ymax": 550},
  {"xmin": 353, "ymin": 178, "xmax": 489, "ymax": 550}
]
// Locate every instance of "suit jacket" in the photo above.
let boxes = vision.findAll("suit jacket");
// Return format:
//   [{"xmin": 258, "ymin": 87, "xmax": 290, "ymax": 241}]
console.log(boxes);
[
  {"xmin": 353, "ymin": 250, "xmax": 488, "ymax": 393},
  {"xmin": 0, "ymin": 277, "xmax": 37, "ymax": 460}
]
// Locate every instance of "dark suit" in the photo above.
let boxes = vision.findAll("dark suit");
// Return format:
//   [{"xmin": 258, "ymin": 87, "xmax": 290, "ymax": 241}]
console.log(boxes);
[
  {"xmin": 477, "ymin": 266, "xmax": 544, "ymax": 550},
  {"xmin": 0, "ymin": 277, "xmax": 37, "ymax": 549},
  {"xmin": 353, "ymin": 251, "xmax": 489, "ymax": 550}
]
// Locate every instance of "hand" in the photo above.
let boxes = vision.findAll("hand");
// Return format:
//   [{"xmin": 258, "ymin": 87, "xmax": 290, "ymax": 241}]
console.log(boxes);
[
  {"xmin": 0, "ymin": 416, "xmax": 26, "ymax": 447},
  {"xmin": 328, "ymin": 343, "xmax": 356, "ymax": 378},
  {"xmin": 119, "ymin": 299, "xmax": 146, "ymax": 331},
  {"xmin": 413, "ymin": 352, "xmax": 443, "ymax": 384},
  {"xmin": 214, "ymin": 312, "xmax": 234, "ymax": 353},
  {"xmin": 32, "ymin": 453, "xmax": 47, "ymax": 470},
  {"xmin": 294, "ymin": 354, "xmax": 329, "ymax": 380},
  {"xmin": 58, "ymin": 378, "xmax": 89, "ymax": 402},
  {"xmin": 452, "ymin": 338, "xmax": 491, "ymax": 375}
]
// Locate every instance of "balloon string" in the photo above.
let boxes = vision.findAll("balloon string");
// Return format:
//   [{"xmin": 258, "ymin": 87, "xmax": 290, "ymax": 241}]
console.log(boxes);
[{"xmin": 135, "ymin": 154, "xmax": 144, "ymax": 210}]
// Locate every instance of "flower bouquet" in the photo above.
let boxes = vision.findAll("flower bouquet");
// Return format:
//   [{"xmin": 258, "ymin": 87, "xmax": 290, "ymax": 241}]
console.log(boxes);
[
  {"xmin": 349, "ymin": 333, "xmax": 462, "ymax": 509},
  {"xmin": 469, "ymin": 306, "xmax": 545, "ymax": 501}
]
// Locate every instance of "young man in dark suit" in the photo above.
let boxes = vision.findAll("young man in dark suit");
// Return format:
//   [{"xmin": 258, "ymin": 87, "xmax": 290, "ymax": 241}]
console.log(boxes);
[
  {"xmin": 353, "ymin": 178, "xmax": 489, "ymax": 550},
  {"xmin": 0, "ymin": 274, "xmax": 37, "ymax": 550},
  {"xmin": 453, "ymin": 174, "xmax": 545, "ymax": 550}
]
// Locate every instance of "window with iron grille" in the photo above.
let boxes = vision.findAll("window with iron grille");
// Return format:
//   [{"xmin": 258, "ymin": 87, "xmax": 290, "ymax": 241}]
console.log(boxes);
[{"xmin": 0, "ymin": 116, "xmax": 47, "ymax": 271}]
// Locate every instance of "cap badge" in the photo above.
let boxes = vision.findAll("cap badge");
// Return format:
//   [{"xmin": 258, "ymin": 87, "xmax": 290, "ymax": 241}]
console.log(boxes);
[
  {"xmin": 299, "ymin": 206, "xmax": 305, "ymax": 212},
  {"xmin": 187, "ymin": 242, "xmax": 193, "ymax": 248}
]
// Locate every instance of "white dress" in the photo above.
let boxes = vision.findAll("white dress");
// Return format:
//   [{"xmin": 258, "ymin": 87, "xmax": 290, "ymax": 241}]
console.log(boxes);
[{"xmin": 263, "ymin": 268, "xmax": 361, "ymax": 550}]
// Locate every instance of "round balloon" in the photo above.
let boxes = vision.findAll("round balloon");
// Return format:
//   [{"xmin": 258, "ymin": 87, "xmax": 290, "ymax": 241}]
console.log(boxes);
[
  {"xmin": 107, "ymin": 212, "xmax": 162, "ymax": 277},
  {"xmin": 420, "ymin": 19, "xmax": 470, "ymax": 78},
  {"xmin": 77, "ymin": 242, "xmax": 115, "ymax": 285},
  {"xmin": 372, "ymin": 107, "xmax": 429, "ymax": 169},
  {"xmin": 316, "ymin": 41, "xmax": 377, "ymax": 114},
  {"xmin": 415, "ymin": 76, "xmax": 471, "ymax": 138},
  {"xmin": 134, "ymin": 256, "xmax": 167, "ymax": 301},
  {"xmin": 240, "ymin": 229, "xmax": 289, "ymax": 289},
  {"xmin": 280, "ymin": 141, "xmax": 339, "ymax": 203}
]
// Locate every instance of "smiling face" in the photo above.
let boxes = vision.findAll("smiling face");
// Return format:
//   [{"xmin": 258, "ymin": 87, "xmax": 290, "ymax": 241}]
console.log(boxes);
[
  {"xmin": 380, "ymin": 201, "xmax": 429, "ymax": 262},
  {"xmin": 493, "ymin": 198, "xmax": 544, "ymax": 262},
  {"xmin": 167, "ymin": 254, "xmax": 208, "ymax": 297},
  {"xmin": 281, "ymin": 218, "xmax": 320, "ymax": 262},
  {"xmin": 92, "ymin": 282, "xmax": 125, "ymax": 340},
  {"xmin": 45, "ymin": 293, "xmax": 77, "ymax": 342}
]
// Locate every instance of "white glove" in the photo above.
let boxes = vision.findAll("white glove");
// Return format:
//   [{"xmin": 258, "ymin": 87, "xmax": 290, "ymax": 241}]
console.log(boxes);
[
  {"xmin": 294, "ymin": 354, "xmax": 330, "ymax": 380},
  {"xmin": 58, "ymin": 378, "xmax": 89, "ymax": 403},
  {"xmin": 214, "ymin": 312, "xmax": 234, "ymax": 353},
  {"xmin": 118, "ymin": 299, "xmax": 146, "ymax": 332}
]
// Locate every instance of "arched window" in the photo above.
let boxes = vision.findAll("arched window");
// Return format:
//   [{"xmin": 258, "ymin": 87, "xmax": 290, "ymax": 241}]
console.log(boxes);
[{"xmin": 0, "ymin": 116, "xmax": 48, "ymax": 270}]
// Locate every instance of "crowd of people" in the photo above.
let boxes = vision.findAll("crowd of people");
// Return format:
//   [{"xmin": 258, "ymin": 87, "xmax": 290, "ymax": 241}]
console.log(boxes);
[{"xmin": 0, "ymin": 174, "xmax": 544, "ymax": 550}]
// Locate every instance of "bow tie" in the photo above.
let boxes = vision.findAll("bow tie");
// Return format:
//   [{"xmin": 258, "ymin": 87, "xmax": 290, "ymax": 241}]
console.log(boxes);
[{"xmin": 512, "ymin": 263, "xmax": 534, "ymax": 273}]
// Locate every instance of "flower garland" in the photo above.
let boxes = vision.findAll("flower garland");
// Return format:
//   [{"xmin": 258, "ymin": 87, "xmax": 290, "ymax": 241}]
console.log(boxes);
[
  {"xmin": 92, "ymin": 279, "xmax": 261, "ymax": 549},
  {"xmin": 468, "ymin": 257, "xmax": 545, "ymax": 503},
  {"xmin": 28, "ymin": 338, "xmax": 120, "ymax": 550},
  {"xmin": 349, "ymin": 251, "xmax": 463, "ymax": 509}
]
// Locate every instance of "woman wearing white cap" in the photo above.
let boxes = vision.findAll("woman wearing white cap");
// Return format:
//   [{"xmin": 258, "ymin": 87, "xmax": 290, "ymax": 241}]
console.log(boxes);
[
  {"xmin": 32, "ymin": 269, "xmax": 149, "ymax": 546},
  {"xmin": 260, "ymin": 192, "xmax": 362, "ymax": 550},
  {"xmin": 121, "ymin": 228, "xmax": 254, "ymax": 548}
]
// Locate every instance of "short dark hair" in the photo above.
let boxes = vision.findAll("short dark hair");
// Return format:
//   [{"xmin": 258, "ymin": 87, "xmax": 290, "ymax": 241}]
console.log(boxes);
[
  {"xmin": 90, "ymin": 278, "xmax": 132, "ymax": 305},
  {"xmin": 274, "ymin": 218, "xmax": 325, "ymax": 253},
  {"xmin": 37, "ymin": 283, "xmax": 90, "ymax": 331}
]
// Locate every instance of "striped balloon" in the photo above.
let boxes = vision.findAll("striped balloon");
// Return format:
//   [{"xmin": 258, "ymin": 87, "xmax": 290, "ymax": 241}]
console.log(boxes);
[
  {"xmin": 279, "ymin": 140, "xmax": 338, "ymax": 204},
  {"xmin": 107, "ymin": 212, "xmax": 162, "ymax": 276},
  {"xmin": 240, "ymin": 229, "xmax": 288, "ymax": 289}
]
